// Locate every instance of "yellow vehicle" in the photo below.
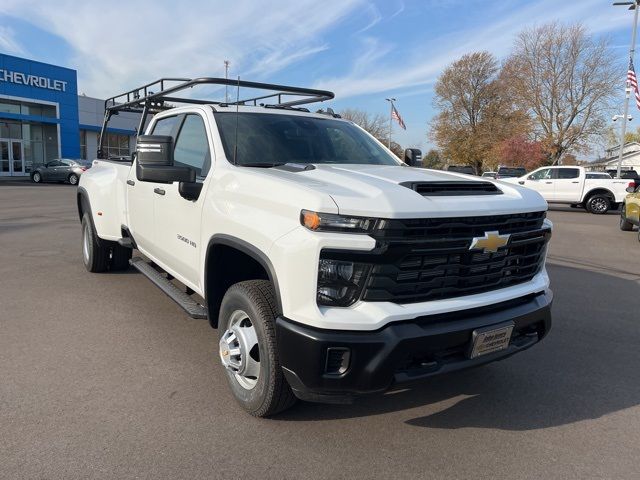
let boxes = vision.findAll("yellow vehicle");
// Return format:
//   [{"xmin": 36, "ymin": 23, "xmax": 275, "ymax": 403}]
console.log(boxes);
[{"xmin": 620, "ymin": 184, "xmax": 640, "ymax": 241}]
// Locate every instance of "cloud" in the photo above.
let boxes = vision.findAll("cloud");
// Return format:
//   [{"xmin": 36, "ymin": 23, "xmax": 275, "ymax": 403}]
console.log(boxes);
[
  {"xmin": 313, "ymin": 0, "xmax": 626, "ymax": 99},
  {"xmin": 0, "ymin": 0, "xmax": 364, "ymax": 98},
  {"xmin": 0, "ymin": 26, "xmax": 26, "ymax": 56},
  {"xmin": 354, "ymin": 4, "xmax": 383, "ymax": 34}
]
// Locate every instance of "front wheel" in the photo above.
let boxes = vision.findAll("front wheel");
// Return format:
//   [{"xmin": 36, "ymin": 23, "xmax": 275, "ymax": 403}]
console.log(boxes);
[
  {"xmin": 32, "ymin": 172, "xmax": 42, "ymax": 183},
  {"xmin": 68, "ymin": 173, "xmax": 79, "ymax": 185},
  {"xmin": 620, "ymin": 206, "xmax": 634, "ymax": 231},
  {"xmin": 586, "ymin": 194, "xmax": 610, "ymax": 214},
  {"xmin": 218, "ymin": 280, "xmax": 296, "ymax": 417}
]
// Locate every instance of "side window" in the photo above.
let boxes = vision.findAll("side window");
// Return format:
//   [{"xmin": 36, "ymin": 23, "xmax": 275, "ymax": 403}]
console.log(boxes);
[
  {"xmin": 48, "ymin": 160, "xmax": 63, "ymax": 167},
  {"xmin": 557, "ymin": 168, "xmax": 579, "ymax": 179},
  {"xmin": 529, "ymin": 168, "xmax": 551, "ymax": 180},
  {"xmin": 151, "ymin": 115, "xmax": 179, "ymax": 137},
  {"xmin": 173, "ymin": 114, "xmax": 211, "ymax": 177}
]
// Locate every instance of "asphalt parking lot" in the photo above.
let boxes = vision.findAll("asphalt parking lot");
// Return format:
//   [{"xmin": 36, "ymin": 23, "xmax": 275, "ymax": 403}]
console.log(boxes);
[{"xmin": 1, "ymin": 182, "xmax": 639, "ymax": 480}]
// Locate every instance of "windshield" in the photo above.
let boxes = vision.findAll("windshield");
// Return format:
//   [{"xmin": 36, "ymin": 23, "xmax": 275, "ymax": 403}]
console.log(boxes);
[{"xmin": 213, "ymin": 112, "xmax": 400, "ymax": 167}]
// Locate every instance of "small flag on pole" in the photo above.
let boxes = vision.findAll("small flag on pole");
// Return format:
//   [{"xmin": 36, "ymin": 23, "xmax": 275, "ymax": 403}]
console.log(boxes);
[
  {"xmin": 391, "ymin": 104, "xmax": 406, "ymax": 130},
  {"xmin": 628, "ymin": 59, "xmax": 640, "ymax": 111}
]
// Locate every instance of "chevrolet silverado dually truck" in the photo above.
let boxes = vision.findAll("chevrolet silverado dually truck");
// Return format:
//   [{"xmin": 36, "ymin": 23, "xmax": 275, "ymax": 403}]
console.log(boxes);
[
  {"xmin": 77, "ymin": 77, "xmax": 553, "ymax": 416},
  {"xmin": 502, "ymin": 166, "xmax": 634, "ymax": 214}
]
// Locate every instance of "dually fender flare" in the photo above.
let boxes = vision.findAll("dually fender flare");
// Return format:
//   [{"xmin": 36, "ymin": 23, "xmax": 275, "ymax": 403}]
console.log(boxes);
[{"xmin": 204, "ymin": 234, "xmax": 284, "ymax": 320}]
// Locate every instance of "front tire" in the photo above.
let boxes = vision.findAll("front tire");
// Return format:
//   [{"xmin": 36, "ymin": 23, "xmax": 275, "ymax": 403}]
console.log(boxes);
[
  {"xmin": 218, "ymin": 280, "xmax": 296, "ymax": 417},
  {"xmin": 586, "ymin": 194, "xmax": 610, "ymax": 214},
  {"xmin": 32, "ymin": 172, "xmax": 42, "ymax": 183},
  {"xmin": 620, "ymin": 205, "xmax": 634, "ymax": 231},
  {"xmin": 81, "ymin": 213, "xmax": 110, "ymax": 272},
  {"xmin": 68, "ymin": 173, "xmax": 79, "ymax": 185}
]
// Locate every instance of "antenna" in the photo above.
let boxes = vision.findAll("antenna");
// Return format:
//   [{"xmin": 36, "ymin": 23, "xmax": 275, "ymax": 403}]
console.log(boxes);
[{"xmin": 233, "ymin": 76, "xmax": 240, "ymax": 166}]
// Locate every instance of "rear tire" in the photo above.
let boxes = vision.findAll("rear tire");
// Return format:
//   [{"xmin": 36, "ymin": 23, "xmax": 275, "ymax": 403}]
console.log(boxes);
[
  {"xmin": 81, "ymin": 213, "xmax": 110, "ymax": 272},
  {"xmin": 218, "ymin": 280, "xmax": 296, "ymax": 417},
  {"xmin": 111, "ymin": 244, "xmax": 132, "ymax": 271},
  {"xmin": 620, "ymin": 205, "xmax": 634, "ymax": 231},
  {"xmin": 586, "ymin": 194, "xmax": 610, "ymax": 214}
]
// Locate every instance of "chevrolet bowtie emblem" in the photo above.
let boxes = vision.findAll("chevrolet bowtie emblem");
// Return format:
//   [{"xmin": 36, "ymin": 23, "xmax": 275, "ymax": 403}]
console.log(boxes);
[{"xmin": 469, "ymin": 231, "xmax": 511, "ymax": 253}]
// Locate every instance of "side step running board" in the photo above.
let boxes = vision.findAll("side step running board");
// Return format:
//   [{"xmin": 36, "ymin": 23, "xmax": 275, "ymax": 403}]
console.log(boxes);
[{"xmin": 130, "ymin": 257, "xmax": 208, "ymax": 319}]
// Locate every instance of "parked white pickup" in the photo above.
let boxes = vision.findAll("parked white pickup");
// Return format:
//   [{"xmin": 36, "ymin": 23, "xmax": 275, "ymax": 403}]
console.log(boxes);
[{"xmin": 502, "ymin": 166, "xmax": 634, "ymax": 214}]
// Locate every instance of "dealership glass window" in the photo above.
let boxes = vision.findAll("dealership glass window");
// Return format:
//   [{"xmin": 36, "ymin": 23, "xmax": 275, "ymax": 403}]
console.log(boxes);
[
  {"xmin": 0, "ymin": 121, "xmax": 22, "ymax": 139},
  {"xmin": 80, "ymin": 130, "xmax": 87, "ymax": 160},
  {"xmin": 106, "ymin": 133, "xmax": 130, "ymax": 158},
  {"xmin": 0, "ymin": 99, "xmax": 56, "ymax": 118}
]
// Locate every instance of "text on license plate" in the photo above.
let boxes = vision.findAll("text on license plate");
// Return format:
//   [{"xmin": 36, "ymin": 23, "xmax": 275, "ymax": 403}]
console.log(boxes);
[{"xmin": 469, "ymin": 322, "xmax": 515, "ymax": 359}]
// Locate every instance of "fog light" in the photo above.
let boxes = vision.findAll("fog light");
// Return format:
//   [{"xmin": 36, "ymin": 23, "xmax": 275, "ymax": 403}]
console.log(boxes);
[{"xmin": 325, "ymin": 347, "xmax": 351, "ymax": 375}]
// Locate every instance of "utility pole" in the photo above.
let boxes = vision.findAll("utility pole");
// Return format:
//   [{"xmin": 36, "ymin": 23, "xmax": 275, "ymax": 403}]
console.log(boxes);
[
  {"xmin": 613, "ymin": 1, "xmax": 640, "ymax": 178},
  {"xmin": 385, "ymin": 97, "xmax": 396, "ymax": 149},
  {"xmin": 224, "ymin": 60, "xmax": 230, "ymax": 103}
]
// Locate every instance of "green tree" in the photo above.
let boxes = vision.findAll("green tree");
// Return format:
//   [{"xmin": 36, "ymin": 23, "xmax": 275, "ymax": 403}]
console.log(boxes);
[{"xmin": 423, "ymin": 149, "xmax": 443, "ymax": 169}]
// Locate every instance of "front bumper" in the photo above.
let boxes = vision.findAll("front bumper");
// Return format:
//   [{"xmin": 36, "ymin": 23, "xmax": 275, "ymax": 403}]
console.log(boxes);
[{"xmin": 277, "ymin": 290, "xmax": 552, "ymax": 403}]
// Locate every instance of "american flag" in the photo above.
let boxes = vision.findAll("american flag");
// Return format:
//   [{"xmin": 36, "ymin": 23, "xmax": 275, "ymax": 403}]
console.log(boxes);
[
  {"xmin": 391, "ymin": 104, "xmax": 406, "ymax": 130},
  {"xmin": 628, "ymin": 59, "xmax": 640, "ymax": 111}
]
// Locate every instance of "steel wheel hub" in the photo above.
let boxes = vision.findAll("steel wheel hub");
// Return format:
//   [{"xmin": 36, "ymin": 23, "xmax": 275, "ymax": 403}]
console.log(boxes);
[{"xmin": 219, "ymin": 310, "xmax": 260, "ymax": 390}]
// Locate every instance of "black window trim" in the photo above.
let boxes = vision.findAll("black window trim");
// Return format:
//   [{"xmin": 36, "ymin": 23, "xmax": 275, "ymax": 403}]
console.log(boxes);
[{"xmin": 172, "ymin": 112, "xmax": 212, "ymax": 180}]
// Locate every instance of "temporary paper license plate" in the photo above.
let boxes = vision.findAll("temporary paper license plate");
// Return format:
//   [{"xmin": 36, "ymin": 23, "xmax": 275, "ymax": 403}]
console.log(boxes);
[{"xmin": 469, "ymin": 322, "xmax": 514, "ymax": 359}]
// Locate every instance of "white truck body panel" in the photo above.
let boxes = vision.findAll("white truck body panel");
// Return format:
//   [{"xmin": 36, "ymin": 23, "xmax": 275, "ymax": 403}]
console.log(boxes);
[{"xmin": 80, "ymin": 105, "xmax": 551, "ymax": 331}]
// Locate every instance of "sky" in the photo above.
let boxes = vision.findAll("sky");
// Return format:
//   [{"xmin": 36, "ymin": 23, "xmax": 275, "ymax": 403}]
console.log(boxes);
[{"xmin": 0, "ymin": 0, "xmax": 637, "ymax": 156}]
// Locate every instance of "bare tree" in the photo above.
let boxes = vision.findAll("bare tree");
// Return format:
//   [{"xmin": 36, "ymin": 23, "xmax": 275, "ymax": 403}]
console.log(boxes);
[
  {"xmin": 341, "ymin": 108, "xmax": 403, "ymax": 158},
  {"xmin": 503, "ymin": 23, "xmax": 619, "ymax": 164},
  {"xmin": 430, "ymin": 52, "xmax": 528, "ymax": 174}
]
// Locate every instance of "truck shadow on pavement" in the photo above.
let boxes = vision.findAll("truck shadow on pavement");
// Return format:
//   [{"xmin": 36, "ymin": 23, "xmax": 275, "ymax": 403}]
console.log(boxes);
[{"xmin": 279, "ymin": 264, "xmax": 640, "ymax": 430}]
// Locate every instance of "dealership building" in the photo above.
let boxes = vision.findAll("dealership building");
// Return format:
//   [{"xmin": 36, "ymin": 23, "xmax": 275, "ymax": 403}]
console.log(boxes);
[{"xmin": 0, "ymin": 53, "xmax": 137, "ymax": 177}]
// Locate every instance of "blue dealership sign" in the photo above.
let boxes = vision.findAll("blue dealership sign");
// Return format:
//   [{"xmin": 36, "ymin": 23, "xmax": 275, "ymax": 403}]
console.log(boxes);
[{"xmin": 0, "ymin": 53, "xmax": 80, "ymax": 158}]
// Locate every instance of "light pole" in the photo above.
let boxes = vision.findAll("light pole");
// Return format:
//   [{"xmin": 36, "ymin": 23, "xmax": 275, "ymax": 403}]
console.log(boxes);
[
  {"xmin": 385, "ymin": 97, "xmax": 396, "ymax": 149},
  {"xmin": 224, "ymin": 60, "xmax": 230, "ymax": 103},
  {"xmin": 613, "ymin": 1, "xmax": 640, "ymax": 178}
]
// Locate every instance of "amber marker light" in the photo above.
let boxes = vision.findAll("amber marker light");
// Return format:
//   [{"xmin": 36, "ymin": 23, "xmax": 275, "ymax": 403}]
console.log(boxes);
[{"xmin": 301, "ymin": 210, "xmax": 321, "ymax": 230}]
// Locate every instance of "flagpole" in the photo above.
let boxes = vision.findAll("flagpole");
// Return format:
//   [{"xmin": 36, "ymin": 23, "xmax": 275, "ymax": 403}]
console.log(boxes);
[
  {"xmin": 385, "ymin": 97, "xmax": 395, "ymax": 149},
  {"xmin": 616, "ymin": 1, "xmax": 639, "ymax": 179}
]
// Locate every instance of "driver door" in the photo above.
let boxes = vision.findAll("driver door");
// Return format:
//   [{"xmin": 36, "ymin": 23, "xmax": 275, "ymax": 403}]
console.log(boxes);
[{"xmin": 153, "ymin": 113, "xmax": 212, "ymax": 288}]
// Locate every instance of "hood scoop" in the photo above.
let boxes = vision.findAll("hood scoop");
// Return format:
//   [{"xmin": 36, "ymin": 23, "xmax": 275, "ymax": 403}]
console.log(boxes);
[{"xmin": 401, "ymin": 181, "xmax": 502, "ymax": 196}]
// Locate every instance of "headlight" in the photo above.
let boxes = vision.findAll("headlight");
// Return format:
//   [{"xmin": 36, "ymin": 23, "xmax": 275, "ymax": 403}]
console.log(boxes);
[
  {"xmin": 317, "ymin": 258, "xmax": 371, "ymax": 307},
  {"xmin": 301, "ymin": 210, "xmax": 377, "ymax": 233}
]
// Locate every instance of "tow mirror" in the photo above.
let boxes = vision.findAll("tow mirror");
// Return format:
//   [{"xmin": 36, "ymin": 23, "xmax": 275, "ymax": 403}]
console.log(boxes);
[
  {"xmin": 136, "ymin": 164, "xmax": 195, "ymax": 184},
  {"xmin": 136, "ymin": 135, "xmax": 174, "ymax": 166},
  {"xmin": 404, "ymin": 148, "xmax": 422, "ymax": 167}
]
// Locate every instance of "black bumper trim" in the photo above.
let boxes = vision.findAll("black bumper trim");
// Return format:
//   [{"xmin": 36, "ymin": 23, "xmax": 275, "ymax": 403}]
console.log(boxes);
[{"xmin": 276, "ymin": 291, "xmax": 552, "ymax": 403}]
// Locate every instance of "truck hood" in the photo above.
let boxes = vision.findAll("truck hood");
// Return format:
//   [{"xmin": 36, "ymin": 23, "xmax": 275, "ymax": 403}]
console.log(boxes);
[{"xmin": 258, "ymin": 164, "xmax": 548, "ymax": 218}]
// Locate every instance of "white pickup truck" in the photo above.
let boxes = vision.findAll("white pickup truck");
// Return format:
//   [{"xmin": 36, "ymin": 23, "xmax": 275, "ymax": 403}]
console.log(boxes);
[
  {"xmin": 502, "ymin": 166, "xmax": 634, "ymax": 214},
  {"xmin": 78, "ymin": 78, "xmax": 553, "ymax": 416}
]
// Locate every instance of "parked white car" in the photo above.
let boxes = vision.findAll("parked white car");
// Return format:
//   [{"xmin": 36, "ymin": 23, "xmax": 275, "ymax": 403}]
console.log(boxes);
[
  {"xmin": 77, "ymin": 77, "xmax": 553, "ymax": 416},
  {"xmin": 502, "ymin": 166, "xmax": 634, "ymax": 214}
]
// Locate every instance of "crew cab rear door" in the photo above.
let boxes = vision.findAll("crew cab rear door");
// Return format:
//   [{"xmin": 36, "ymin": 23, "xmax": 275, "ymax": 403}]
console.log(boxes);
[
  {"xmin": 152, "ymin": 112, "xmax": 212, "ymax": 289},
  {"xmin": 552, "ymin": 167, "xmax": 583, "ymax": 202}
]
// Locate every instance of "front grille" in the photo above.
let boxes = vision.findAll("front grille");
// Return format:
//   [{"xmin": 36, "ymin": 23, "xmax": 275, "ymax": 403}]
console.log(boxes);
[{"xmin": 323, "ymin": 212, "xmax": 549, "ymax": 305}]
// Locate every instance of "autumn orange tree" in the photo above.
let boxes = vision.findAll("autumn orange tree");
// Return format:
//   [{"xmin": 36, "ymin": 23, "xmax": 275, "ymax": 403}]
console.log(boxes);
[{"xmin": 430, "ymin": 52, "xmax": 528, "ymax": 174}]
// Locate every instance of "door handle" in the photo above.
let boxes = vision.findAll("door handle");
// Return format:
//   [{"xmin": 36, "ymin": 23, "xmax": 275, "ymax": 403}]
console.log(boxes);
[
  {"xmin": 571, "ymin": 181, "xmax": 579, "ymax": 184},
  {"xmin": 545, "ymin": 181, "xmax": 553, "ymax": 184},
  {"xmin": 154, "ymin": 187, "xmax": 165, "ymax": 196},
  {"xmin": 126, "ymin": 179, "xmax": 135, "ymax": 186}
]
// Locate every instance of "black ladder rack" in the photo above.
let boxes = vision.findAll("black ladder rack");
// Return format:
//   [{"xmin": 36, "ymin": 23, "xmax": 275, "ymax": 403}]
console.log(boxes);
[{"xmin": 98, "ymin": 77, "xmax": 334, "ymax": 158}]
